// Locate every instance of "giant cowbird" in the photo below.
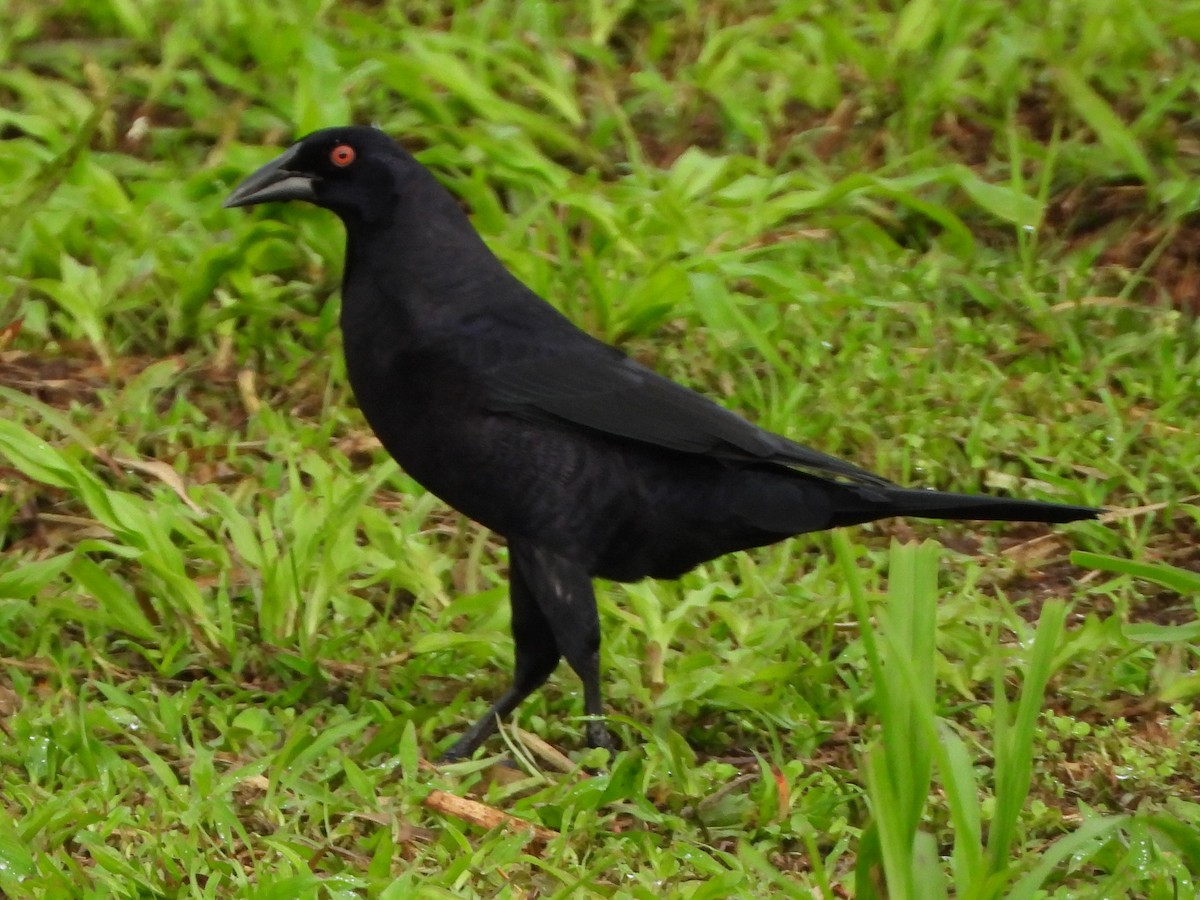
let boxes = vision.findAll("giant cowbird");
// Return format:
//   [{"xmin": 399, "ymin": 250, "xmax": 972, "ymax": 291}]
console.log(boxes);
[{"xmin": 226, "ymin": 127, "xmax": 1100, "ymax": 760}]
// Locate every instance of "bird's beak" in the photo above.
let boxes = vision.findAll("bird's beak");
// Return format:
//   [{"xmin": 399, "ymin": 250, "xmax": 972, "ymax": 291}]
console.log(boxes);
[{"xmin": 223, "ymin": 144, "xmax": 317, "ymax": 208}]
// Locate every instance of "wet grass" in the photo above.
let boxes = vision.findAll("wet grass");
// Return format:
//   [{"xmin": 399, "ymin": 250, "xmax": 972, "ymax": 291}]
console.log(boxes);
[{"xmin": 1, "ymin": 0, "xmax": 1199, "ymax": 895}]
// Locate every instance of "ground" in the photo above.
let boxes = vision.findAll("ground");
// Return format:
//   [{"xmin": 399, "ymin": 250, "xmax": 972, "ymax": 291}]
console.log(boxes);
[{"xmin": 1, "ymin": 0, "xmax": 1199, "ymax": 896}]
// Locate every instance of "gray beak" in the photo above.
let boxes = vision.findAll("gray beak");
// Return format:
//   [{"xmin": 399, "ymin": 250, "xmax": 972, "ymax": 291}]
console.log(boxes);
[{"xmin": 223, "ymin": 144, "xmax": 317, "ymax": 208}]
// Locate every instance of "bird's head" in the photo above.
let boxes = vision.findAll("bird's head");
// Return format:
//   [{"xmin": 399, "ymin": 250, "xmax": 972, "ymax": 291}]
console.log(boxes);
[{"xmin": 224, "ymin": 126, "xmax": 411, "ymax": 224}]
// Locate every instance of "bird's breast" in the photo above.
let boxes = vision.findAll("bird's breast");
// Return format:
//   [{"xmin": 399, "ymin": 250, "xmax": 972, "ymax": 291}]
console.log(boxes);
[{"xmin": 342, "ymin": 342, "xmax": 592, "ymax": 538}]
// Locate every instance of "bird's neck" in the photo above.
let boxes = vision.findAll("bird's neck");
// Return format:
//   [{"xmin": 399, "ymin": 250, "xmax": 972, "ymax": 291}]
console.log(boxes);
[{"xmin": 339, "ymin": 174, "xmax": 508, "ymax": 349}]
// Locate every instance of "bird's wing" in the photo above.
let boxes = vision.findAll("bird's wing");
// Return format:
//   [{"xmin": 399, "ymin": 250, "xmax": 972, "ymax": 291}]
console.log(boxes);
[{"xmin": 471, "ymin": 329, "xmax": 893, "ymax": 486}]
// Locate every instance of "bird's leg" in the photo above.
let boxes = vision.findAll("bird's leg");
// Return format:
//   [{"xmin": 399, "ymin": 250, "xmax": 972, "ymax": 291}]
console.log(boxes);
[
  {"xmin": 512, "ymin": 543, "xmax": 617, "ymax": 755},
  {"xmin": 438, "ymin": 687, "xmax": 523, "ymax": 762},
  {"xmin": 576, "ymin": 647, "xmax": 618, "ymax": 753},
  {"xmin": 439, "ymin": 550, "xmax": 560, "ymax": 762}
]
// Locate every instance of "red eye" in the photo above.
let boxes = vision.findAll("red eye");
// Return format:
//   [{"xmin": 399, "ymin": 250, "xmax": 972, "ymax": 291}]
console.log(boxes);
[{"xmin": 330, "ymin": 144, "xmax": 356, "ymax": 167}]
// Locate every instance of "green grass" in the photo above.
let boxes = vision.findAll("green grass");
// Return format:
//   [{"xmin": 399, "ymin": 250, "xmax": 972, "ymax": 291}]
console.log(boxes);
[{"xmin": 2, "ymin": 0, "xmax": 1200, "ymax": 895}]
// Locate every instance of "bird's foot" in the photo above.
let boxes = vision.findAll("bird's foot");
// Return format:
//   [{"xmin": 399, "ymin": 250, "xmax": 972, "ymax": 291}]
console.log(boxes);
[
  {"xmin": 585, "ymin": 720, "xmax": 618, "ymax": 755},
  {"xmin": 437, "ymin": 716, "xmax": 500, "ymax": 764}
]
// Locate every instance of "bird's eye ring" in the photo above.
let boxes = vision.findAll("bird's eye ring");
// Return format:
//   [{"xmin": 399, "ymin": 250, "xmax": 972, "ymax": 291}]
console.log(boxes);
[{"xmin": 330, "ymin": 144, "xmax": 356, "ymax": 167}]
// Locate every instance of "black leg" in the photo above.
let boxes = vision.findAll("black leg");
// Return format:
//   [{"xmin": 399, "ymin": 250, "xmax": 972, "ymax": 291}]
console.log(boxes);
[
  {"xmin": 511, "ymin": 544, "xmax": 616, "ymax": 754},
  {"xmin": 574, "ymin": 645, "xmax": 617, "ymax": 752},
  {"xmin": 439, "ymin": 547, "xmax": 561, "ymax": 762}
]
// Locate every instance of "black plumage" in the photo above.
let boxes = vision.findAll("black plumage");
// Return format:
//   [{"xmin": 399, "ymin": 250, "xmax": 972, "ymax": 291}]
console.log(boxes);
[{"xmin": 226, "ymin": 127, "xmax": 1100, "ymax": 759}]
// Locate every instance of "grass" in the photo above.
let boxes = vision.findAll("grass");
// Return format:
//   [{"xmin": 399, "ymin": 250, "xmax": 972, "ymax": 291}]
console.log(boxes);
[{"xmin": 2, "ymin": 0, "xmax": 1199, "ymax": 895}]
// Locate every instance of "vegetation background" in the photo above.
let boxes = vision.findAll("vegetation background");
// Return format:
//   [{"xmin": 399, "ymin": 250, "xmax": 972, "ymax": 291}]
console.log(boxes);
[{"xmin": 1, "ymin": 0, "xmax": 1199, "ymax": 896}]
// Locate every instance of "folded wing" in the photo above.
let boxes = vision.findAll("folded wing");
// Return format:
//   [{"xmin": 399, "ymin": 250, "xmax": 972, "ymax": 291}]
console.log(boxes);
[{"xmin": 472, "ymin": 327, "xmax": 892, "ymax": 487}]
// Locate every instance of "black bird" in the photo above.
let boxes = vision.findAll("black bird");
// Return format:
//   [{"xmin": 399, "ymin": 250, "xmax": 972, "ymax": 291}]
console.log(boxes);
[{"xmin": 225, "ymin": 127, "xmax": 1100, "ymax": 760}]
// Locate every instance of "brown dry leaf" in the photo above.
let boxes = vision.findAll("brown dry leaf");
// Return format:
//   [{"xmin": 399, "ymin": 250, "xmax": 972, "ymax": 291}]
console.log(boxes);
[
  {"xmin": 336, "ymin": 431, "xmax": 384, "ymax": 456},
  {"xmin": 32, "ymin": 513, "xmax": 113, "ymax": 542},
  {"xmin": 422, "ymin": 789, "xmax": 559, "ymax": 844},
  {"xmin": 238, "ymin": 774, "xmax": 271, "ymax": 792},
  {"xmin": 0, "ymin": 681, "xmax": 19, "ymax": 717},
  {"xmin": 112, "ymin": 455, "xmax": 204, "ymax": 514},
  {"xmin": 214, "ymin": 331, "xmax": 235, "ymax": 375},
  {"xmin": 0, "ymin": 318, "xmax": 23, "ymax": 350},
  {"xmin": 1000, "ymin": 533, "xmax": 1068, "ymax": 566},
  {"xmin": 770, "ymin": 764, "xmax": 790, "ymax": 822},
  {"xmin": 814, "ymin": 97, "xmax": 858, "ymax": 161},
  {"xmin": 644, "ymin": 639, "xmax": 666, "ymax": 698},
  {"xmin": 318, "ymin": 651, "xmax": 411, "ymax": 678},
  {"xmin": 193, "ymin": 568, "xmax": 254, "ymax": 590},
  {"xmin": 514, "ymin": 728, "xmax": 576, "ymax": 774},
  {"xmin": 1099, "ymin": 495, "xmax": 1200, "ymax": 523},
  {"xmin": 238, "ymin": 367, "xmax": 261, "ymax": 415},
  {"xmin": 479, "ymin": 761, "xmax": 530, "ymax": 789},
  {"xmin": 0, "ymin": 656, "xmax": 61, "ymax": 674}
]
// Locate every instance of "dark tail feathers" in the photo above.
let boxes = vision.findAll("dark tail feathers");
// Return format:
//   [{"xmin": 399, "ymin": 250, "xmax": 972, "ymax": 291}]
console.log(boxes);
[{"xmin": 830, "ymin": 485, "xmax": 1101, "ymax": 528}]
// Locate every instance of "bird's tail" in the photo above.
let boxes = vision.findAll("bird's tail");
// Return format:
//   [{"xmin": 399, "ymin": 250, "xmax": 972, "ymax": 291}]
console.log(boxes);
[{"xmin": 829, "ymin": 485, "xmax": 1101, "ymax": 528}]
